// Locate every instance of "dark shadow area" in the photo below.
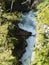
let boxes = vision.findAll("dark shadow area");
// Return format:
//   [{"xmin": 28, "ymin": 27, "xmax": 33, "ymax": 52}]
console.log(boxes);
[
  {"xmin": 8, "ymin": 20, "xmax": 32, "ymax": 65},
  {"xmin": 4, "ymin": 0, "xmax": 37, "ymax": 12}
]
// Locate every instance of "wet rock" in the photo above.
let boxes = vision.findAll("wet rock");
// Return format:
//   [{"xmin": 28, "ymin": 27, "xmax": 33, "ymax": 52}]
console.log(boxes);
[{"xmin": 8, "ymin": 20, "xmax": 31, "ymax": 63}]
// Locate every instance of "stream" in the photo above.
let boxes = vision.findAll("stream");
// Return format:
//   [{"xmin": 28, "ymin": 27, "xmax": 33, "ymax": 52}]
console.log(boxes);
[{"xmin": 18, "ymin": 11, "xmax": 37, "ymax": 65}]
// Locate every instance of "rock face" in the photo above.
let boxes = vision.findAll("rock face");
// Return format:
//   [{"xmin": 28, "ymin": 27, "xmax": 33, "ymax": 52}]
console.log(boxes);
[{"xmin": 8, "ymin": 20, "xmax": 32, "ymax": 64}]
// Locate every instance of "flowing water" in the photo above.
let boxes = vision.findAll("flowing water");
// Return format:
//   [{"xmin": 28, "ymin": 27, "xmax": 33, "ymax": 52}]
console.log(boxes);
[{"xmin": 18, "ymin": 11, "xmax": 37, "ymax": 65}]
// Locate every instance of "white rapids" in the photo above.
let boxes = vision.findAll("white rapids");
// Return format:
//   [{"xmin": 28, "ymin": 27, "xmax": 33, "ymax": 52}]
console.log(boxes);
[{"xmin": 18, "ymin": 11, "xmax": 37, "ymax": 65}]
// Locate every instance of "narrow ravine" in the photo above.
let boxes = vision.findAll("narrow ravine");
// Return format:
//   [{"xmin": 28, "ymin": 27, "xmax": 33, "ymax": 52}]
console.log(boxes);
[{"xmin": 18, "ymin": 11, "xmax": 37, "ymax": 65}]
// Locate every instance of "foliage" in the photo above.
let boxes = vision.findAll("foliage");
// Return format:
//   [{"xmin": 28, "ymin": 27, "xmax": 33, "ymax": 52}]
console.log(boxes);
[
  {"xmin": 31, "ymin": 0, "xmax": 49, "ymax": 65},
  {"xmin": 0, "ymin": 1, "xmax": 22, "ymax": 65}
]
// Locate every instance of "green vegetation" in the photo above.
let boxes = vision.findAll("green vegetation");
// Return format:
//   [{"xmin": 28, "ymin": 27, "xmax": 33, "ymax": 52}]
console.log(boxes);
[
  {"xmin": 0, "ymin": 1, "xmax": 22, "ymax": 65},
  {"xmin": 32, "ymin": 0, "xmax": 49, "ymax": 65},
  {"xmin": 0, "ymin": 0, "xmax": 33, "ymax": 65},
  {"xmin": 0, "ymin": 16, "xmax": 18, "ymax": 65},
  {"xmin": 0, "ymin": 0, "xmax": 49, "ymax": 65}
]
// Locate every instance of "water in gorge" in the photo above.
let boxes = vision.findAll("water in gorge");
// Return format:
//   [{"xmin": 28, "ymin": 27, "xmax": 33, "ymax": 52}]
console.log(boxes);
[{"xmin": 18, "ymin": 11, "xmax": 37, "ymax": 65}]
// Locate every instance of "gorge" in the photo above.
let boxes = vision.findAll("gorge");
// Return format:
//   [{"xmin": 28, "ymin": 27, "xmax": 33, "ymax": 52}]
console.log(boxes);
[
  {"xmin": 0, "ymin": 0, "xmax": 48, "ymax": 65},
  {"xmin": 18, "ymin": 11, "xmax": 37, "ymax": 65}
]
